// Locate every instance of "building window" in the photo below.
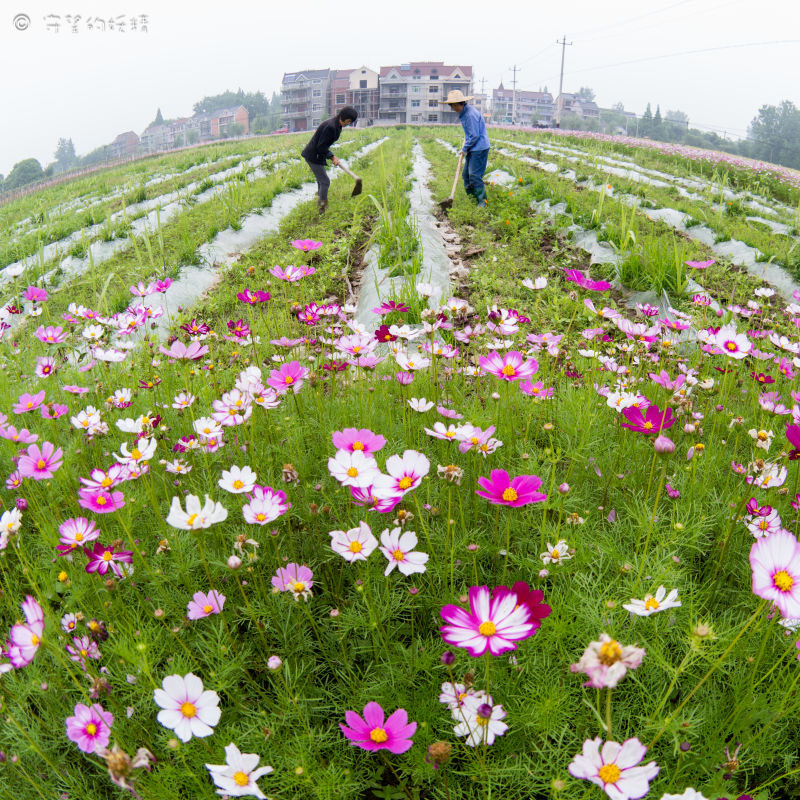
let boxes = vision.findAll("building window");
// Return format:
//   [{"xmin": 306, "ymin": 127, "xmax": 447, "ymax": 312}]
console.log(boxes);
[
  {"xmin": 313, "ymin": 89, "xmax": 321, "ymax": 97},
  {"xmin": 428, "ymin": 114, "xmax": 438, "ymax": 122},
  {"xmin": 313, "ymin": 104, "xmax": 321, "ymax": 111},
  {"xmin": 336, "ymin": 94, "xmax": 345, "ymax": 103},
  {"xmin": 411, "ymin": 100, "xmax": 420, "ymax": 107},
  {"xmin": 312, "ymin": 119, "xmax": 320, "ymax": 125},
  {"xmin": 412, "ymin": 86, "xmax": 420, "ymax": 92},
  {"xmin": 360, "ymin": 80, "xmax": 367, "ymax": 89},
  {"xmin": 429, "ymin": 85, "xmax": 439, "ymax": 93},
  {"xmin": 411, "ymin": 113, "xmax": 421, "ymax": 121},
  {"xmin": 428, "ymin": 99, "xmax": 438, "ymax": 108}
]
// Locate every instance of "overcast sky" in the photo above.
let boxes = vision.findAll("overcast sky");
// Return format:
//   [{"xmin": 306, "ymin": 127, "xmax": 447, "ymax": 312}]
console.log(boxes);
[{"xmin": 1, "ymin": 0, "xmax": 799, "ymax": 176}]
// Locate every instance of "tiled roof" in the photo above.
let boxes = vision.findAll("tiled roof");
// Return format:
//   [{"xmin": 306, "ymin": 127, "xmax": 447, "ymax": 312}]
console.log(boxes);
[{"xmin": 380, "ymin": 62, "xmax": 472, "ymax": 78}]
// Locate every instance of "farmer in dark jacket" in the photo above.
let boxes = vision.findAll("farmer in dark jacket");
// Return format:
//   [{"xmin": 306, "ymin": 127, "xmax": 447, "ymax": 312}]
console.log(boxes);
[{"xmin": 301, "ymin": 106, "xmax": 358, "ymax": 212}]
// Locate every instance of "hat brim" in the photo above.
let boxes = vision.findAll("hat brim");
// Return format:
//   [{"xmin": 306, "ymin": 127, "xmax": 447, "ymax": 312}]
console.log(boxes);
[{"xmin": 440, "ymin": 96, "xmax": 473, "ymax": 104}]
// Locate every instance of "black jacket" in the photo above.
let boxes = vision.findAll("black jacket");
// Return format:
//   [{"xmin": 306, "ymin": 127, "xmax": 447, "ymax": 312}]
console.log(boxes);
[{"xmin": 301, "ymin": 117, "xmax": 342, "ymax": 165}]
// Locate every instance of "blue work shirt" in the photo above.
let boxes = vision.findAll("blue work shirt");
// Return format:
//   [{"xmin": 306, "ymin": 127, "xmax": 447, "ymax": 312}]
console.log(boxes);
[{"xmin": 459, "ymin": 104, "xmax": 490, "ymax": 153}]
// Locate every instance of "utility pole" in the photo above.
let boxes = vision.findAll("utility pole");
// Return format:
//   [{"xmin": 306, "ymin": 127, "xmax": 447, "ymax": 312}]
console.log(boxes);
[
  {"xmin": 479, "ymin": 77, "xmax": 487, "ymax": 116},
  {"xmin": 509, "ymin": 64, "xmax": 520, "ymax": 124},
  {"xmin": 555, "ymin": 35, "xmax": 573, "ymax": 127}
]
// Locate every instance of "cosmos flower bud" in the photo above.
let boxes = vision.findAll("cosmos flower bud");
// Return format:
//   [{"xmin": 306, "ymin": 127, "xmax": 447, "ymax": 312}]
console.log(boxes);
[
  {"xmin": 558, "ymin": 483, "xmax": 570, "ymax": 494},
  {"xmin": 440, "ymin": 651, "xmax": 455, "ymax": 665},
  {"xmin": 654, "ymin": 434, "xmax": 675, "ymax": 454},
  {"xmin": 267, "ymin": 656, "xmax": 282, "ymax": 670},
  {"xmin": 16, "ymin": 498, "xmax": 28, "ymax": 511},
  {"xmin": 227, "ymin": 555, "xmax": 242, "ymax": 570},
  {"xmin": 477, "ymin": 703, "xmax": 493, "ymax": 719}
]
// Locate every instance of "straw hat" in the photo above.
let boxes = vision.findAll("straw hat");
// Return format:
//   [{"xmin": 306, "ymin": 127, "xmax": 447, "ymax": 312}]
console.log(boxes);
[{"xmin": 440, "ymin": 89, "xmax": 473, "ymax": 105}]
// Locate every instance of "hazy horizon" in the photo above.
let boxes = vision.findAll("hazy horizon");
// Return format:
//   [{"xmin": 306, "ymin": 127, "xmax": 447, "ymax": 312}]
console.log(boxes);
[{"xmin": 1, "ymin": 0, "xmax": 799, "ymax": 176}]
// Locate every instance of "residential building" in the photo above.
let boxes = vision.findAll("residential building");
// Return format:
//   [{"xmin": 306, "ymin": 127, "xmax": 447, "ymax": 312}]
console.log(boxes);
[
  {"xmin": 330, "ymin": 66, "xmax": 380, "ymax": 124},
  {"xmin": 280, "ymin": 68, "xmax": 332, "ymax": 132},
  {"xmin": 378, "ymin": 62, "xmax": 472, "ymax": 124},
  {"xmin": 472, "ymin": 92, "xmax": 489, "ymax": 118},
  {"xmin": 555, "ymin": 93, "xmax": 600, "ymax": 124},
  {"xmin": 492, "ymin": 84, "xmax": 554, "ymax": 125},
  {"xmin": 139, "ymin": 106, "xmax": 249, "ymax": 153},
  {"xmin": 108, "ymin": 131, "xmax": 139, "ymax": 160}
]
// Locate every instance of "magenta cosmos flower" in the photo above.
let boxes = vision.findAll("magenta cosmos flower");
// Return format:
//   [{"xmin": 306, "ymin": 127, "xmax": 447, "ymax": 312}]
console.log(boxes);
[
  {"xmin": 291, "ymin": 239, "xmax": 322, "ymax": 252},
  {"xmin": 478, "ymin": 350, "xmax": 539, "ymax": 382},
  {"xmin": 440, "ymin": 585, "xmax": 538, "ymax": 657},
  {"xmin": 568, "ymin": 737, "xmax": 659, "ymax": 800},
  {"xmin": 475, "ymin": 469, "xmax": 546, "ymax": 506},
  {"xmin": 237, "ymin": 289, "xmax": 271, "ymax": 304},
  {"xmin": 13, "ymin": 390, "xmax": 46, "ymax": 414},
  {"xmin": 331, "ymin": 427, "xmax": 386, "ymax": 455},
  {"xmin": 78, "ymin": 487, "xmax": 126, "ymax": 514},
  {"xmin": 267, "ymin": 361, "xmax": 308, "ymax": 394},
  {"xmin": 65, "ymin": 702, "xmax": 113, "ymax": 753},
  {"xmin": 158, "ymin": 340, "xmax": 209, "ymax": 360},
  {"xmin": 154, "ymin": 673, "xmax": 221, "ymax": 742},
  {"xmin": 685, "ymin": 258, "xmax": 715, "ymax": 269},
  {"xmin": 271, "ymin": 563, "xmax": 313, "ymax": 601},
  {"xmin": 621, "ymin": 404, "xmax": 675, "ymax": 434},
  {"xmin": 340, "ymin": 701, "xmax": 416, "ymax": 754},
  {"xmin": 4, "ymin": 595, "xmax": 44, "ymax": 668},
  {"xmin": 750, "ymin": 530, "xmax": 800, "ymax": 618},
  {"xmin": 17, "ymin": 441, "xmax": 63, "ymax": 480},
  {"xmin": 84, "ymin": 542, "xmax": 133, "ymax": 575},
  {"xmin": 269, "ymin": 265, "xmax": 316, "ymax": 281},
  {"xmin": 564, "ymin": 268, "xmax": 612, "ymax": 292},
  {"xmin": 187, "ymin": 590, "xmax": 226, "ymax": 620}
]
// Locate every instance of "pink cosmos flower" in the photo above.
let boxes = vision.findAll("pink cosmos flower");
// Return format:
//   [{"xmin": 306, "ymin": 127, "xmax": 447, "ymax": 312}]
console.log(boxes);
[
  {"xmin": 78, "ymin": 487, "xmax": 126, "ymax": 514},
  {"xmin": 84, "ymin": 542, "xmax": 133, "ymax": 575},
  {"xmin": 440, "ymin": 585, "xmax": 537, "ymax": 657},
  {"xmin": 271, "ymin": 563, "xmax": 314, "ymax": 601},
  {"xmin": 18, "ymin": 441, "xmax": 63, "ymax": 480},
  {"xmin": 713, "ymin": 325, "xmax": 752, "ymax": 359},
  {"xmin": 570, "ymin": 633, "xmax": 646, "ymax": 689},
  {"xmin": 508, "ymin": 581, "xmax": 552, "ymax": 629},
  {"xmin": 564, "ymin": 268, "xmax": 612, "ymax": 292},
  {"xmin": 750, "ymin": 530, "xmax": 800, "ymax": 618},
  {"xmin": 291, "ymin": 239, "xmax": 322, "ymax": 252},
  {"xmin": 187, "ymin": 590, "xmax": 226, "ymax": 620},
  {"xmin": 649, "ymin": 369, "xmax": 686, "ymax": 392},
  {"xmin": 266, "ymin": 361, "xmax": 308, "ymax": 394},
  {"xmin": 57, "ymin": 517, "xmax": 100, "ymax": 554},
  {"xmin": 13, "ymin": 390, "xmax": 46, "ymax": 414},
  {"xmin": 379, "ymin": 528, "xmax": 429, "ymax": 576},
  {"xmin": 158, "ymin": 340, "xmax": 209, "ymax": 360},
  {"xmin": 568, "ymin": 737, "xmax": 659, "ymax": 800},
  {"xmin": 372, "ymin": 300, "xmax": 410, "ymax": 315},
  {"xmin": 269, "ymin": 265, "xmax": 316, "ymax": 281},
  {"xmin": 41, "ymin": 403, "xmax": 68, "ymax": 419},
  {"xmin": 66, "ymin": 635, "xmax": 100, "ymax": 669},
  {"xmin": 685, "ymin": 258, "xmax": 715, "ymax": 269},
  {"xmin": 35, "ymin": 356, "xmax": 57, "ymax": 378},
  {"xmin": 24, "ymin": 286, "xmax": 47, "ymax": 302},
  {"xmin": 475, "ymin": 469, "xmax": 546, "ymax": 506},
  {"xmin": 62, "ymin": 385, "xmax": 89, "ymax": 394},
  {"xmin": 478, "ymin": 350, "xmax": 539, "ymax": 382},
  {"xmin": 340, "ymin": 702, "xmax": 416, "ymax": 754},
  {"xmin": 4, "ymin": 595, "xmax": 44, "ymax": 668},
  {"xmin": 237, "ymin": 289, "xmax": 271, "ymax": 305},
  {"xmin": 520, "ymin": 380, "xmax": 554, "ymax": 398},
  {"xmin": 349, "ymin": 484, "xmax": 404, "ymax": 513},
  {"xmin": 0, "ymin": 426, "xmax": 39, "ymax": 444},
  {"xmin": 242, "ymin": 486, "xmax": 291, "ymax": 525},
  {"xmin": 331, "ymin": 428, "xmax": 386, "ymax": 455},
  {"xmin": 154, "ymin": 673, "xmax": 221, "ymax": 742},
  {"xmin": 65, "ymin": 702, "xmax": 113, "ymax": 754},
  {"xmin": 621, "ymin": 405, "xmax": 675, "ymax": 435},
  {"xmin": 35, "ymin": 325, "xmax": 67, "ymax": 344}
]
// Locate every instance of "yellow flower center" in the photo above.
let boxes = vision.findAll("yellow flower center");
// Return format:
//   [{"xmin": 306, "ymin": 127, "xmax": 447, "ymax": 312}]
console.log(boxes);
[
  {"xmin": 501, "ymin": 364, "xmax": 516, "ymax": 376},
  {"xmin": 233, "ymin": 771, "xmax": 249, "ymax": 786},
  {"xmin": 598, "ymin": 764, "xmax": 621, "ymax": 784},
  {"xmin": 86, "ymin": 723, "xmax": 97, "ymax": 736},
  {"xmin": 75, "ymin": 532, "xmax": 84, "ymax": 542},
  {"xmin": 180, "ymin": 702, "xmax": 197, "ymax": 718},
  {"xmin": 759, "ymin": 519, "xmax": 769, "ymax": 530},
  {"xmin": 370, "ymin": 728, "xmax": 388, "ymax": 743},
  {"xmin": 346, "ymin": 467, "xmax": 358, "ymax": 478},
  {"xmin": 476, "ymin": 715, "xmax": 490, "ymax": 726},
  {"xmin": 774, "ymin": 570, "xmax": 794, "ymax": 592},
  {"xmin": 284, "ymin": 376, "xmax": 294, "ymax": 384},
  {"xmin": 644, "ymin": 597, "xmax": 660, "ymax": 611},
  {"xmin": 103, "ymin": 551, "xmax": 113, "ymax": 561},
  {"xmin": 398, "ymin": 477, "xmax": 413, "ymax": 490},
  {"xmin": 233, "ymin": 480, "xmax": 244, "ymax": 489},
  {"xmin": 101, "ymin": 477, "xmax": 112, "ymax": 487},
  {"xmin": 349, "ymin": 541, "xmax": 363, "ymax": 553},
  {"xmin": 80, "ymin": 649, "xmax": 88, "ymax": 657},
  {"xmin": 479, "ymin": 621, "xmax": 497, "ymax": 636},
  {"xmin": 352, "ymin": 441, "xmax": 364, "ymax": 451},
  {"xmin": 256, "ymin": 513, "xmax": 266, "ymax": 521},
  {"xmin": 392, "ymin": 549, "xmax": 405, "ymax": 561},
  {"xmin": 725, "ymin": 341, "xmax": 737, "ymax": 351},
  {"xmin": 292, "ymin": 582, "xmax": 306, "ymax": 593},
  {"xmin": 353, "ymin": 346, "xmax": 361, "ymax": 353},
  {"xmin": 96, "ymin": 496, "xmax": 107, "ymax": 506},
  {"xmin": 469, "ymin": 436, "xmax": 479, "ymax": 444},
  {"xmin": 131, "ymin": 448, "xmax": 142, "ymax": 460},
  {"xmin": 599, "ymin": 639, "xmax": 622, "ymax": 665},
  {"xmin": 551, "ymin": 549, "xmax": 560, "ymax": 559},
  {"xmin": 502, "ymin": 488, "xmax": 518, "ymax": 502},
  {"xmin": 643, "ymin": 422, "xmax": 653, "ymax": 430},
  {"xmin": 757, "ymin": 430, "xmax": 768, "ymax": 441},
  {"xmin": 36, "ymin": 459, "xmax": 46, "ymax": 469},
  {"xmin": 26, "ymin": 402, "xmax": 33, "ymax": 409},
  {"xmin": 31, "ymin": 634, "xmax": 40, "ymax": 646},
  {"xmin": 186, "ymin": 513, "xmax": 198, "ymax": 526},
  {"xmin": 203, "ymin": 604, "xmax": 213, "ymax": 613}
]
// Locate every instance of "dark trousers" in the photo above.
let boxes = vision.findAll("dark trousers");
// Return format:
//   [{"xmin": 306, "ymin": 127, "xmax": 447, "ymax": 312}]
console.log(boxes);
[
  {"xmin": 305, "ymin": 159, "xmax": 330, "ymax": 202},
  {"xmin": 462, "ymin": 148, "xmax": 489, "ymax": 206}
]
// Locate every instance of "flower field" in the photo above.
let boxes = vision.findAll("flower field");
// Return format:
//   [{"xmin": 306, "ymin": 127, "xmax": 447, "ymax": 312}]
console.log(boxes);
[{"xmin": 1, "ymin": 125, "xmax": 800, "ymax": 800}]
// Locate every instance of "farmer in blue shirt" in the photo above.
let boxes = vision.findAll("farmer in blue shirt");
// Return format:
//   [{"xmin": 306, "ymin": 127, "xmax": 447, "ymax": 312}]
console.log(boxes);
[{"xmin": 442, "ymin": 89, "xmax": 490, "ymax": 207}]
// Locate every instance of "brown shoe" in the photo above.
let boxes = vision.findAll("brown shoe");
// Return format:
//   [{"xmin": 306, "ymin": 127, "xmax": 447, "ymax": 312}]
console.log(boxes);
[{"xmin": 318, "ymin": 198, "xmax": 328, "ymax": 214}]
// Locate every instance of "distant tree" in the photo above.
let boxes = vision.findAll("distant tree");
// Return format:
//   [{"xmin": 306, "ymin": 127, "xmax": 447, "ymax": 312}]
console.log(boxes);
[
  {"xmin": 221, "ymin": 122, "xmax": 245, "ymax": 139},
  {"xmin": 3, "ymin": 158, "xmax": 45, "ymax": 190},
  {"xmin": 80, "ymin": 145, "xmax": 110, "ymax": 166},
  {"xmin": 748, "ymin": 100, "xmax": 800, "ymax": 169},
  {"xmin": 173, "ymin": 133, "xmax": 185, "ymax": 148},
  {"xmin": 560, "ymin": 112, "xmax": 586, "ymax": 130},
  {"xmin": 576, "ymin": 86, "xmax": 595, "ymax": 102},
  {"xmin": 152, "ymin": 108, "xmax": 164, "ymax": 126},
  {"xmin": 193, "ymin": 89, "xmax": 270, "ymax": 126},
  {"xmin": 640, "ymin": 103, "xmax": 653, "ymax": 136},
  {"xmin": 665, "ymin": 109, "xmax": 689, "ymax": 124},
  {"xmin": 186, "ymin": 129, "xmax": 200, "ymax": 145},
  {"xmin": 53, "ymin": 138, "xmax": 78, "ymax": 173}
]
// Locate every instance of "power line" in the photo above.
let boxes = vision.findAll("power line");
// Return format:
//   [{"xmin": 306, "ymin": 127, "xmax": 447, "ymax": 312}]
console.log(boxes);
[{"xmin": 571, "ymin": 0, "xmax": 692, "ymax": 40}]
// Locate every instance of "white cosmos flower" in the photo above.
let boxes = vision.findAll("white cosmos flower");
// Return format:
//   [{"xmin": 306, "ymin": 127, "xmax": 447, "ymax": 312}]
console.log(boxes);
[
  {"xmin": 522, "ymin": 276, "xmax": 548, "ymax": 290},
  {"xmin": 379, "ymin": 528, "xmax": 428, "ymax": 576},
  {"xmin": 205, "ymin": 742, "xmax": 273, "ymax": 798},
  {"xmin": 166, "ymin": 494, "xmax": 228, "ymax": 530},
  {"xmin": 329, "ymin": 522, "xmax": 379, "ymax": 562},
  {"xmin": 540, "ymin": 540, "xmax": 572, "ymax": 565},
  {"xmin": 116, "ymin": 437, "xmax": 157, "ymax": 464},
  {"xmin": 154, "ymin": 672, "xmax": 220, "ymax": 742},
  {"xmin": 453, "ymin": 695, "xmax": 508, "ymax": 747},
  {"xmin": 623, "ymin": 586, "xmax": 681, "ymax": 617},
  {"xmin": 327, "ymin": 449, "xmax": 381, "ymax": 488},
  {"xmin": 407, "ymin": 397, "xmax": 434, "ymax": 412},
  {"xmin": 218, "ymin": 466, "xmax": 257, "ymax": 494},
  {"xmin": 193, "ymin": 416, "xmax": 223, "ymax": 439}
]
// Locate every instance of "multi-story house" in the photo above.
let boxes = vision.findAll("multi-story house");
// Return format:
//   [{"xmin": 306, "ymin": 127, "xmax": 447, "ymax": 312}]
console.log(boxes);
[
  {"xmin": 555, "ymin": 93, "xmax": 600, "ymax": 124},
  {"xmin": 492, "ymin": 85, "xmax": 554, "ymax": 126},
  {"xmin": 330, "ymin": 66, "xmax": 380, "ymax": 124},
  {"xmin": 378, "ymin": 62, "xmax": 472, "ymax": 125},
  {"xmin": 108, "ymin": 131, "xmax": 139, "ymax": 160},
  {"xmin": 139, "ymin": 106, "xmax": 249, "ymax": 153},
  {"xmin": 280, "ymin": 69, "xmax": 332, "ymax": 132}
]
